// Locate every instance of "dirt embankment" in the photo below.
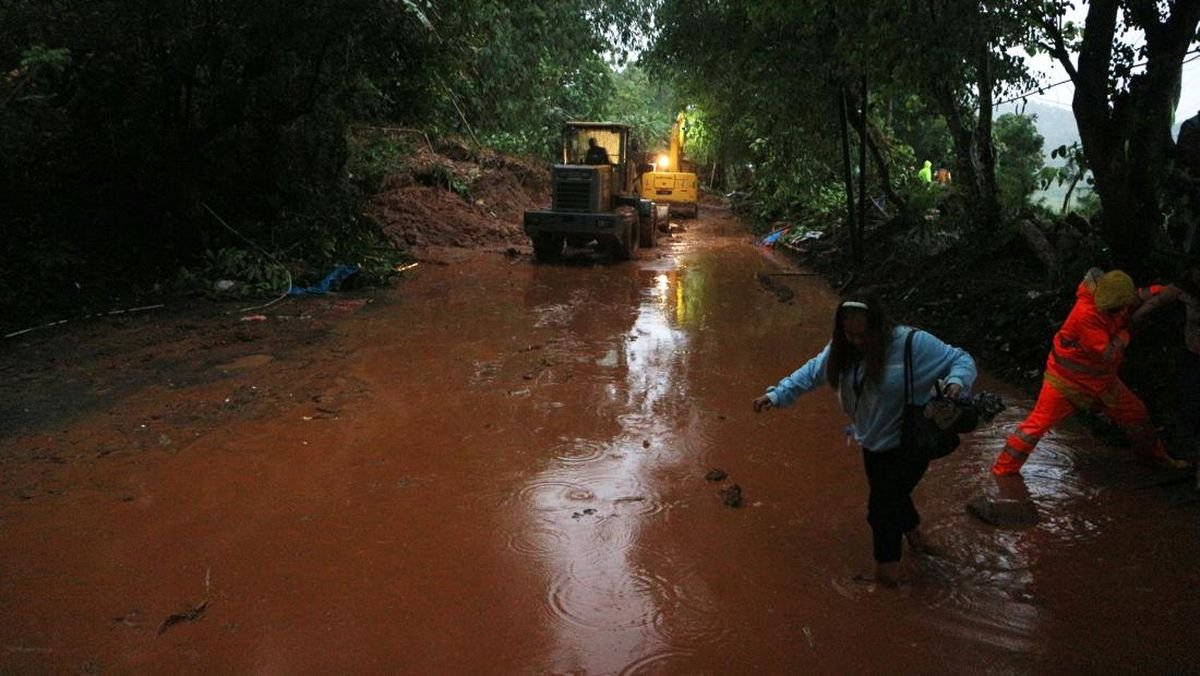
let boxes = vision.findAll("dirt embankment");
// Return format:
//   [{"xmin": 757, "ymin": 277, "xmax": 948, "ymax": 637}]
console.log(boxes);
[{"xmin": 367, "ymin": 138, "xmax": 549, "ymax": 261}]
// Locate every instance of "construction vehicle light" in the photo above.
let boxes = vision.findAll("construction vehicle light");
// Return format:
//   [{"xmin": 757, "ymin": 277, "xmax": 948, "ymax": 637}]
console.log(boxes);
[{"xmin": 656, "ymin": 154, "xmax": 670, "ymax": 170}]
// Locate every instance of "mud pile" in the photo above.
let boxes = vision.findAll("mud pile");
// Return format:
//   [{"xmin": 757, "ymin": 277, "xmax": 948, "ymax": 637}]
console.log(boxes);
[{"xmin": 368, "ymin": 138, "xmax": 550, "ymax": 258}]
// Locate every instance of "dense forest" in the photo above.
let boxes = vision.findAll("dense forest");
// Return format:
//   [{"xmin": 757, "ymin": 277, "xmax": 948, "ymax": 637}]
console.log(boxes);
[{"xmin": 2, "ymin": 1, "xmax": 1198, "ymax": 326}]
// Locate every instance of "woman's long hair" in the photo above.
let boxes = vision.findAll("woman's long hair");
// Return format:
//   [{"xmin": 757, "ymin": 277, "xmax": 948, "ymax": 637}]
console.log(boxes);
[{"xmin": 826, "ymin": 291, "xmax": 894, "ymax": 390}]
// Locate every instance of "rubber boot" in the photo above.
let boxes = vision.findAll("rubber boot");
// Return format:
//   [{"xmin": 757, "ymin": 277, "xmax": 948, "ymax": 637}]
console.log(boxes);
[{"xmin": 991, "ymin": 445, "xmax": 1028, "ymax": 476}]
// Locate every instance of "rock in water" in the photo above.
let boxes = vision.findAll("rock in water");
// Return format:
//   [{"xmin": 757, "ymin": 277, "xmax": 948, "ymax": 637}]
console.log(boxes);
[
  {"xmin": 966, "ymin": 495, "xmax": 1039, "ymax": 527},
  {"xmin": 720, "ymin": 484, "xmax": 743, "ymax": 508}
]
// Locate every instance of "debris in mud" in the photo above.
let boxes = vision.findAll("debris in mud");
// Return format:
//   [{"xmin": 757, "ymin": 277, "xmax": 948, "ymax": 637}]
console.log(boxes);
[
  {"xmin": 642, "ymin": 440, "xmax": 650, "ymax": 449},
  {"xmin": 221, "ymin": 385, "xmax": 259, "ymax": 408},
  {"xmin": 966, "ymin": 495, "xmax": 1039, "ymax": 527},
  {"xmin": 704, "ymin": 469, "xmax": 728, "ymax": 482},
  {"xmin": 571, "ymin": 508, "xmax": 598, "ymax": 519},
  {"xmin": 157, "ymin": 599, "xmax": 208, "ymax": 636},
  {"xmin": 756, "ymin": 273, "xmax": 795, "ymax": 304},
  {"xmin": 157, "ymin": 569, "xmax": 212, "ymax": 636},
  {"xmin": 113, "ymin": 609, "xmax": 143, "ymax": 628},
  {"xmin": 719, "ymin": 483, "xmax": 743, "ymax": 508}
]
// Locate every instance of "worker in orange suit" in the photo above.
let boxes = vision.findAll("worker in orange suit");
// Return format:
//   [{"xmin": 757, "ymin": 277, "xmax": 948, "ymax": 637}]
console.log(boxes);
[{"xmin": 992, "ymin": 268, "xmax": 1192, "ymax": 476}]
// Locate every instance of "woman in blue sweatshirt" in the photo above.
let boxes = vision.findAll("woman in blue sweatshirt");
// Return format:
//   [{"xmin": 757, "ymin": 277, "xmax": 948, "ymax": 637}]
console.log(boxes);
[{"xmin": 753, "ymin": 292, "xmax": 977, "ymax": 588}]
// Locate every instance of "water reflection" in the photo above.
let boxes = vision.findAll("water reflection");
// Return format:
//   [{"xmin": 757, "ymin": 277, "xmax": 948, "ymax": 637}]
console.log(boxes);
[{"xmin": 509, "ymin": 259, "xmax": 718, "ymax": 672}]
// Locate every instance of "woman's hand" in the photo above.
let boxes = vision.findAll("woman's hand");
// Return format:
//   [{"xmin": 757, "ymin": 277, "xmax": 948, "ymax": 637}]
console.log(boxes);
[
  {"xmin": 943, "ymin": 382, "xmax": 963, "ymax": 399},
  {"xmin": 753, "ymin": 395, "xmax": 774, "ymax": 413}
]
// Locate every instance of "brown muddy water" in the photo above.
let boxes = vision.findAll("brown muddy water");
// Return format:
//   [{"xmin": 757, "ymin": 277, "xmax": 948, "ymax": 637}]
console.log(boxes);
[{"xmin": 2, "ymin": 207, "xmax": 1199, "ymax": 674}]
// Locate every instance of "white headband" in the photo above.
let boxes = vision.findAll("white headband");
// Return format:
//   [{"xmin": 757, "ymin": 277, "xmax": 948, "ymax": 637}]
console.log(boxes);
[{"xmin": 840, "ymin": 301, "xmax": 869, "ymax": 311}]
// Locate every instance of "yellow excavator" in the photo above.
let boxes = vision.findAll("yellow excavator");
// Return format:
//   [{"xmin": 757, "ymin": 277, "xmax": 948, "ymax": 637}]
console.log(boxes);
[{"xmin": 639, "ymin": 112, "xmax": 699, "ymax": 218}]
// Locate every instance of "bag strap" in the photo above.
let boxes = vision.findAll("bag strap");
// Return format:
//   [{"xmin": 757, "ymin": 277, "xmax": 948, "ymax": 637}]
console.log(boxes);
[{"xmin": 905, "ymin": 328, "xmax": 943, "ymax": 408}]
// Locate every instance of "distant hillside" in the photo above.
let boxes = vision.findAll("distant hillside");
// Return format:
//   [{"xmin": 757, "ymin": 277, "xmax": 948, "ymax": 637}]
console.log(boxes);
[
  {"xmin": 995, "ymin": 100, "xmax": 1079, "ymax": 164},
  {"xmin": 993, "ymin": 101, "xmax": 1086, "ymax": 209},
  {"xmin": 992, "ymin": 99, "xmax": 1195, "ymax": 211},
  {"xmin": 996, "ymin": 99, "xmax": 1188, "ymax": 165}
]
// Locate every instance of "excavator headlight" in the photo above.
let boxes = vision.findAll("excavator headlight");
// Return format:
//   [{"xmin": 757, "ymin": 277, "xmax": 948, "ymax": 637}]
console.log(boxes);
[{"xmin": 656, "ymin": 154, "xmax": 670, "ymax": 170}]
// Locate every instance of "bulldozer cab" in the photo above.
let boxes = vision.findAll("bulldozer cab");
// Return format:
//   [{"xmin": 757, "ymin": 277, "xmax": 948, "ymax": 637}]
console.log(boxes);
[{"xmin": 562, "ymin": 122, "xmax": 638, "ymax": 195}]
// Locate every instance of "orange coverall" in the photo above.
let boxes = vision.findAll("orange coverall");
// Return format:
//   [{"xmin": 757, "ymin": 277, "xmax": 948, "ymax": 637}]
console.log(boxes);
[{"xmin": 992, "ymin": 277, "xmax": 1167, "ymax": 476}]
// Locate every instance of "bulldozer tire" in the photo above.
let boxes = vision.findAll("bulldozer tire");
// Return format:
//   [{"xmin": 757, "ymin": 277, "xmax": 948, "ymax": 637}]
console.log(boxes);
[
  {"xmin": 639, "ymin": 208, "xmax": 657, "ymax": 248},
  {"xmin": 532, "ymin": 234, "xmax": 564, "ymax": 263},
  {"xmin": 655, "ymin": 204, "xmax": 671, "ymax": 233},
  {"xmin": 611, "ymin": 207, "xmax": 638, "ymax": 261}
]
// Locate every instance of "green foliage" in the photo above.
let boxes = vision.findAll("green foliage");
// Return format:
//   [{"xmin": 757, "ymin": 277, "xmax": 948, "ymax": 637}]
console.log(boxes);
[
  {"xmin": 18, "ymin": 44, "xmax": 70, "ymax": 70},
  {"xmin": 346, "ymin": 130, "xmax": 421, "ymax": 194},
  {"xmin": 1039, "ymin": 142, "xmax": 1094, "ymax": 216},
  {"xmin": 890, "ymin": 96, "xmax": 953, "ymax": 170},
  {"xmin": 0, "ymin": 0, "xmax": 665, "ymax": 321},
  {"xmin": 994, "ymin": 113, "xmax": 1045, "ymax": 217},
  {"xmin": 607, "ymin": 65, "xmax": 673, "ymax": 156},
  {"xmin": 174, "ymin": 248, "xmax": 291, "ymax": 300},
  {"xmin": 424, "ymin": 0, "xmax": 654, "ymax": 158}
]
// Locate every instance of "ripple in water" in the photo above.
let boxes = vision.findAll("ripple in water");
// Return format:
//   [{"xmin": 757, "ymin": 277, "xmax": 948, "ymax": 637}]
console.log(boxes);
[
  {"xmin": 550, "ymin": 438, "xmax": 608, "ymax": 466},
  {"xmin": 507, "ymin": 524, "xmax": 571, "ymax": 557},
  {"xmin": 507, "ymin": 479, "xmax": 596, "ymax": 512},
  {"xmin": 906, "ymin": 528, "xmax": 1043, "ymax": 654},
  {"xmin": 543, "ymin": 562, "xmax": 676, "ymax": 633},
  {"xmin": 637, "ymin": 547, "xmax": 733, "ymax": 650}
]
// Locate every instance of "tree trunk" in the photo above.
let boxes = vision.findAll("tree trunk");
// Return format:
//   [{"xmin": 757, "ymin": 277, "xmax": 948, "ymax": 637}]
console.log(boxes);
[
  {"xmin": 930, "ymin": 61, "xmax": 1000, "ymax": 234},
  {"xmin": 838, "ymin": 88, "xmax": 855, "ymax": 239},
  {"xmin": 857, "ymin": 77, "xmax": 868, "ymax": 267},
  {"xmin": 844, "ymin": 90, "xmax": 905, "ymax": 211},
  {"xmin": 1064, "ymin": 0, "xmax": 1200, "ymax": 274},
  {"xmin": 971, "ymin": 46, "xmax": 1001, "ymax": 230}
]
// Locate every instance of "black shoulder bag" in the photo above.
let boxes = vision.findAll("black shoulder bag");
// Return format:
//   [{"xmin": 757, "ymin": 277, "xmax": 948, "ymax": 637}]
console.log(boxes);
[{"xmin": 901, "ymin": 329, "xmax": 968, "ymax": 461}]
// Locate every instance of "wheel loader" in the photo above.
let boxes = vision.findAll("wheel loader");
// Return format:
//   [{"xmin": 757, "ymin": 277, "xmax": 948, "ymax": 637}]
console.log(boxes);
[{"xmin": 523, "ymin": 122, "xmax": 663, "ymax": 263}]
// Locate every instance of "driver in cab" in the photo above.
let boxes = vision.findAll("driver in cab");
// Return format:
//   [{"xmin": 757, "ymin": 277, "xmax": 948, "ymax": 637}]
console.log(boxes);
[{"xmin": 584, "ymin": 137, "xmax": 610, "ymax": 165}]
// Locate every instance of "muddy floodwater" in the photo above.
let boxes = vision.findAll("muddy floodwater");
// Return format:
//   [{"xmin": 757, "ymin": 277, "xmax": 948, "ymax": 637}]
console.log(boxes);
[{"xmin": 2, "ymin": 207, "xmax": 1199, "ymax": 674}]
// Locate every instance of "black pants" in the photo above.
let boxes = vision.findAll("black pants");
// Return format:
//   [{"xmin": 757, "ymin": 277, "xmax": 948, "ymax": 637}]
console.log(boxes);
[{"xmin": 862, "ymin": 449, "xmax": 930, "ymax": 563}]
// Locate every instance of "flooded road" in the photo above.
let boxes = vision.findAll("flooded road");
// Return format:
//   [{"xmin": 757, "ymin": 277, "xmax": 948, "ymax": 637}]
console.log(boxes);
[{"xmin": 3, "ymin": 206, "xmax": 1199, "ymax": 673}]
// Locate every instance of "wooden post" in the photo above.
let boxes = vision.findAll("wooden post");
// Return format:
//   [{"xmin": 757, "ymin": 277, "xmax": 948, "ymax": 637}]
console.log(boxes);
[{"xmin": 838, "ymin": 88, "xmax": 855, "ymax": 239}]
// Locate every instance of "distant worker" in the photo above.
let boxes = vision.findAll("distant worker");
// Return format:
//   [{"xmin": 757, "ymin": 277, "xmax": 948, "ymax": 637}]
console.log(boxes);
[
  {"xmin": 991, "ymin": 268, "xmax": 1190, "ymax": 477},
  {"xmin": 585, "ymin": 137, "xmax": 611, "ymax": 165},
  {"xmin": 918, "ymin": 160, "xmax": 933, "ymax": 183}
]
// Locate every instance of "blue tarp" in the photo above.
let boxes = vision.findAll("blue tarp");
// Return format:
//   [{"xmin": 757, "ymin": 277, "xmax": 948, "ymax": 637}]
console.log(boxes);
[
  {"xmin": 761, "ymin": 230, "xmax": 785, "ymax": 245},
  {"xmin": 288, "ymin": 264, "xmax": 361, "ymax": 296}
]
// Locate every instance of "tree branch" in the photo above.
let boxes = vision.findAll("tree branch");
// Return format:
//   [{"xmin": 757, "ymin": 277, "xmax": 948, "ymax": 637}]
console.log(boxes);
[{"xmin": 1034, "ymin": 15, "xmax": 1078, "ymax": 83}]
